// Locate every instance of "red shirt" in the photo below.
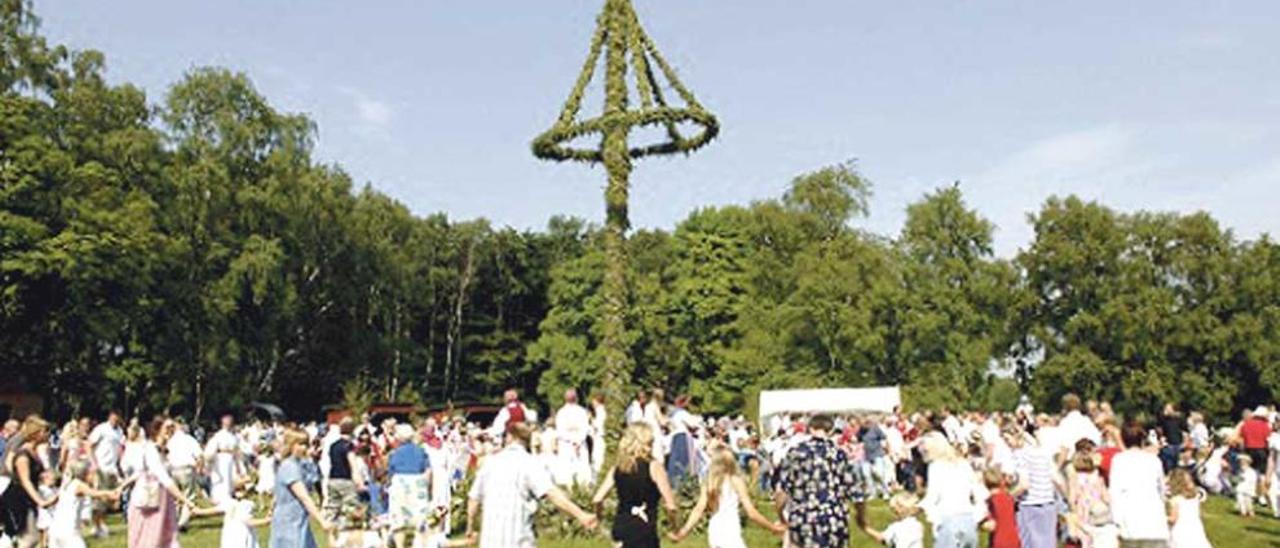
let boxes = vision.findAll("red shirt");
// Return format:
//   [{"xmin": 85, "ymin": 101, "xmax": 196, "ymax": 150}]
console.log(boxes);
[
  {"xmin": 1241, "ymin": 418, "xmax": 1270, "ymax": 449},
  {"xmin": 1098, "ymin": 446, "xmax": 1121, "ymax": 484},
  {"xmin": 986, "ymin": 489, "xmax": 1021, "ymax": 548}
]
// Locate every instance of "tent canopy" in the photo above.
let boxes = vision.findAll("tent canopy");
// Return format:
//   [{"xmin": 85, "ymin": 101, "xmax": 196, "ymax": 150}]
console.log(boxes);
[{"xmin": 758, "ymin": 386, "xmax": 901, "ymax": 425}]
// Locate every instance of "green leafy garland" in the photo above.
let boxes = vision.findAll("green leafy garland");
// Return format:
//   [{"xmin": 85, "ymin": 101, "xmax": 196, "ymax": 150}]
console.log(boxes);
[{"xmin": 532, "ymin": 0, "xmax": 720, "ymax": 451}]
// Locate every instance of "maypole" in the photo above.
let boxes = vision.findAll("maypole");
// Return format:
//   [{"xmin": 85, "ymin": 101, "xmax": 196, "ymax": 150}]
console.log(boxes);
[{"xmin": 532, "ymin": 0, "xmax": 719, "ymax": 444}]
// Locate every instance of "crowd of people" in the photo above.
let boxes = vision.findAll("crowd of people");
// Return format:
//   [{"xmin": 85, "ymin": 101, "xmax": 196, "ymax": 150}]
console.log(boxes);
[{"xmin": 0, "ymin": 388, "xmax": 1277, "ymax": 547}]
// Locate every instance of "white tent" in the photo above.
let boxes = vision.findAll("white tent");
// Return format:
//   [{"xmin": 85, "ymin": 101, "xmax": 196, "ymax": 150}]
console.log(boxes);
[{"xmin": 758, "ymin": 386, "xmax": 901, "ymax": 426}]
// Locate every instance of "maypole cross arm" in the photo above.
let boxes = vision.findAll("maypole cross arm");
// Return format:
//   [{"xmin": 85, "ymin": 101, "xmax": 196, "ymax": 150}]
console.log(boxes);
[{"xmin": 531, "ymin": 0, "xmax": 719, "ymax": 163}]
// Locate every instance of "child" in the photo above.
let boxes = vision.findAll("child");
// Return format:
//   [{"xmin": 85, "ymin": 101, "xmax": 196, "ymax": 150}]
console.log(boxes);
[
  {"xmin": 411, "ymin": 506, "xmax": 474, "ymax": 548},
  {"xmin": 1067, "ymin": 452, "xmax": 1115, "ymax": 548},
  {"xmin": 189, "ymin": 480, "xmax": 272, "ymax": 548},
  {"xmin": 35, "ymin": 469, "xmax": 56, "ymax": 547},
  {"xmin": 1168, "ymin": 469, "xmax": 1211, "ymax": 548},
  {"xmin": 668, "ymin": 446, "xmax": 785, "ymax": 546},
  {"xmin": 48, "ymin": 462, "xmax": 119, "ymax": 548},
  {"xmin": 862, "ymin": 491, "xmax": 924, "ymax": 548},
  {"xmin": 1236, "ymin": 454, "xmax": 1258, "ymax": 517},
  {"xmin": 980, "ymin": 468, "xmax": 1020, "ymax": 548}
]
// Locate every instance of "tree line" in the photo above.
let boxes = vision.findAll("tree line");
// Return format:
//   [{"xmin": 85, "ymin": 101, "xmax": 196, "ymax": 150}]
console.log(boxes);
[{"xmin": 2, "ymin": 1, "xmax": 1278, "ymax": 422}]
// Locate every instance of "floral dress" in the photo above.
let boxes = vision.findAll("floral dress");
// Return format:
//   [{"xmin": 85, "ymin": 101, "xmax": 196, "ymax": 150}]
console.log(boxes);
[{"xmin": 777, "ymin": 437, "xmax": 865, "ymax": 547}]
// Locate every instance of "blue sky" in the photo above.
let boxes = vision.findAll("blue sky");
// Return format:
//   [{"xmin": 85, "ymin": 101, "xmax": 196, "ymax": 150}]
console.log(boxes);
[{"xmin": 39, "ymin": 1, "xmax": 1279, "ymax": 255}]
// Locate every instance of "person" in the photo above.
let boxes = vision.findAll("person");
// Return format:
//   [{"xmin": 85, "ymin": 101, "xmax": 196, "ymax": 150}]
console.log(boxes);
[
  {"xmin": 270, "ymin": 428, "xmax": 333, "ymax": 548},
  {"xmin": 624, "ymin": 391, "xmax": 647, "ymax": 425},
  {"xmin": 166, "ymin": 419, "xmax": 204, "ymax": 528},
  {"xmin": 86, "ymin": 411, "xmax": 124, "ymax": 538},
  {"xmin": 1059, "ymin": 394, "xmax": 1102, "ymax": 458},
  {"xmin": 188, "ymin": 480, "xmax": 272, "ymax": 548},
  {"xmin": 669, "ymin": 446, "xmax": 784, "ymax": 547},
  {"xmin": 0, "ymin": 419, "xmax": 19, "ymax": 460},
  {"xmin": 1068, "ymin": 450, "xmax": 1115, "ymax": 548},
  {"xmin": 589, "ymin": 394, "xmax": 608, "ymax": 474},
  {"xmin": 591, "ymin": 422, "xmax": 677, "ymax": 548},
  {"xmin": 1236, "ymin": 454, "xmax": 1257, "ymax": 517},
  {"xmin": 34, "ymin": 469, "xmax": 55, "ymax": 546},
  {"xmin": 47, "ymin": 461, "xmax": 120, "ymax": 548},
  {"xmin": 410, "ymin": 506, "xmax": 472, "ymax": 548},
  {"xmin": 862, "ymin": 491, "xmax": 925, "ymax": 548},
  {"xmin": 387, "ymin": 424, "xmax": 430, "ymax": 548},
  {"xmin": 666, "ymin": 395, "xmax": 698, "ymax": 490},
  {"xmin": 1239, "ymin": 407, "xmax": 1270, "ymax": 491},
  {"xmin": 489, "ymin": 389, "xmax": 529, "ymax": 439},
  {"xmin": 861, "ymin": 414, "xmax": 891, "ymax": 499},
  {"xmin": 420, "ymin": 421, "xmax": 453, "ymax": 526},
  {"xmin": 774, "ymin": 414, "xmax": 865, "ymax": 548},
  {"xmin": 324, "ymin": 418, "xmax": 363, "ymax": 542},
  {"xmin": 120, "ymin": 418, "xmax": 196, "ymax": 548},
  {"xmin": 1158, "ymin": 404, "xmax": 1185, "ymax": 474},
  {"xmin": 1108, "ymin": 421, "xmax": 1170, "ymax": 547},
  {"xmin": 466, "ymin": 421, "xmax": 596, "ymax": 548},
  {"xmin": 1004, "ymin": 425, "xmax": 1060, "ymax": 548},
  {"xmin": 1, "ymin": 415, "xmax": 55, "ymax": 548},
  {"xmin": 1167, "ymin": 469, "xmax": 1210, "ymax": 548},
  {"xmin": 980, "ymin": 468, "xmax": 1020, "ymax": 548},
  {"xmin": 553, "ymin": 388, "xmax": 592, "ymax": 487},
  {"xmin": 919, "ymin": 433, "xmax": 983, "ymax": 548},
  {"xmin": 204, "ymin": 414, "xmax": 241, "ymax": 507}
]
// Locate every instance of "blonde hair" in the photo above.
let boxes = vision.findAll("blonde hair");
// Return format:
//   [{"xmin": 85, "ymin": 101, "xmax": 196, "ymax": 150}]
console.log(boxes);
[
  {"xmin": 705, "ymin": 446, "xmax": 740, "ymax": 513},
  {"xmin": 18, "ymin": 415, "xmax": 50, "ymax": 441},
  {"xmin": 921, "ymin": 432, "xmax": 958, "ymax": 463},
  {"xmin": 282, "ymin": 428, "xmax": 310, "ymax": 456},
  {"xmin": 889, "ymin": 492, "xmax": 920, "ymax": 518},
  {"xmin": 1169, "ymin": 468, "xmax": 1197, "ymax": 499},
  {"xmin": 617, "ymin": 423, "xmax": 654, "ymax": 474}
]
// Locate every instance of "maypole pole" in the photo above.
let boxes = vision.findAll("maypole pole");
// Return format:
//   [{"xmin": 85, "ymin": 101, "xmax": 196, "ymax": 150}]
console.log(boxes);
[{"xmin": 532, "ymin": 0, "xmax": 719, "ymax": 447}]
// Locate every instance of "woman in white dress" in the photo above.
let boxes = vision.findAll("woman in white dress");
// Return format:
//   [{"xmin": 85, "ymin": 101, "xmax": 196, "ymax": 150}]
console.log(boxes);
[
  {"xmin": 1168, "ymin": 469, "xmax": 1211, "ymax": 548},
  {"xmin": 421, "ymin": 422, "xmax": 453, "ymax": 523},
  {"xmin": 669, "ymin": 446, "xmax": 784, "ymax": 547}
]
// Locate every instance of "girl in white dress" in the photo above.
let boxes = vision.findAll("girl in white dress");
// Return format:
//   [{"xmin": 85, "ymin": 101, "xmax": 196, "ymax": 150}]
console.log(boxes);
[
  {"xmin": 1168, "ymin": 469, "xmax": 1212, "ymax": 548},
  {"xmin": 669, "ymin": 446, "xmax": 785, "ymax": 547},
  {"xmin": 189, "ymin": 482, "xmax": 272, "ymax": 548},
  {"xmin": 47, "ymin": 462, "xmax": 119, "ymax": 548}
]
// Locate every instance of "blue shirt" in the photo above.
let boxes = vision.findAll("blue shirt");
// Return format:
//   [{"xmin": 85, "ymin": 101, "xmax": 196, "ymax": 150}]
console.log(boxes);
[{"xmin": 388, "ymin": 443, "xmax": 429, "ymax": 475}]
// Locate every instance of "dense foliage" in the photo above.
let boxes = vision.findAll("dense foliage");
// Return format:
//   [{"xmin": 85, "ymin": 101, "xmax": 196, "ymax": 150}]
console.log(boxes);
[{"xmin": 3, "ymin": 1, "xmax": 1279, "ymax": 422}]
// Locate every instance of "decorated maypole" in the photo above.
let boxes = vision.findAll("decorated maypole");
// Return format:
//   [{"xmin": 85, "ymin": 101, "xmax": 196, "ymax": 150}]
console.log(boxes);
[{"xmin": 533, "ymin": 0, "xmax": 719, "ymax": 443}]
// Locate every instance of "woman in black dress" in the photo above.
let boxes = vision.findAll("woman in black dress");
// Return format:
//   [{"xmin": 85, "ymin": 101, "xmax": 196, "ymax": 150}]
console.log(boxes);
[
  {"xmin": 1, "ymin": 415, "xmax": 54, "ymax": 548},
  {"xmin": 591, "ymin": 423, "xmax": 678, "ymax": 548}
]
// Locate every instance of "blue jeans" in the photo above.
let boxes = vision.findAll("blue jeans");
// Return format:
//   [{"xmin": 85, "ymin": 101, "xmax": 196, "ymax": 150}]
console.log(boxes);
[{"xmin": 933, "ymin": 514, "xmax": 978, "ymax": 548}]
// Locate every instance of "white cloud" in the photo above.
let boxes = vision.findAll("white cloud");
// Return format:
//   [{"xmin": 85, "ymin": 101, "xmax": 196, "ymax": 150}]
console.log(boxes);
[
  {"xmin": 355, "ymin": 96, "xmax": 392, "ymax": 128},
  {"xmin": 336, "ymin": 86, "xmax": 395, "ymax": 138}
]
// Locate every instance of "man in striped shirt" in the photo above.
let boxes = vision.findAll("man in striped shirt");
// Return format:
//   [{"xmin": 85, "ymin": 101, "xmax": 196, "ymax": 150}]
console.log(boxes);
[
  {"xmin": 466, "ymin": 421, "xmax": 598, "ymax": 548},
  {"xmin": 1004, "ymin": 424, "xmax": 1063, "ymax": 548}
]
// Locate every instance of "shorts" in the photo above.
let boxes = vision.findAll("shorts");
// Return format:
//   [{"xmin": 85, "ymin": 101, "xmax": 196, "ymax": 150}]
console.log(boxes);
[
  {"xmin": 1247, "ymin": 448, "xmax": 1268, "ymax": 475},
  {"xmin": 324, "ymin": 479, "xmax": 362, "ymax": 529}
]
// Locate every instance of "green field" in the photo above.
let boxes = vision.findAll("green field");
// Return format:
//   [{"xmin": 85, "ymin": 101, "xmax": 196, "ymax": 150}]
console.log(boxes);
[{"xmin": 85, "ymin": 495, "xmax": 1280, "ymax": 547}]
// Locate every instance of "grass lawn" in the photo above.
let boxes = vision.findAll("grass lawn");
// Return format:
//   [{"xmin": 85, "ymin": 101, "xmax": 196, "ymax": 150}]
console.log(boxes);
[{"xmin": 86, "ymin": 495, "xmax": 1280, "ymax": 547}]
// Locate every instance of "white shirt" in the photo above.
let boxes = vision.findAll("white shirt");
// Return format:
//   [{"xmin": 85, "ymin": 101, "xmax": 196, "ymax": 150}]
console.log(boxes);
[
  {"xmin": 624, "ymin": 401, "xmax": 644, "ymax": 425},
  {"xmin": 920, "ymin": 459, "xmax": 983, "ymax": 522},
  {"xmin": 122, "ymin": 441, "xmax": 175, "ymax": 499},
  {"xmin": 941, "ymin": 415, "xmax": 963, "ymax": 443},
  {"xmin": 554, "ymin": 404, "xmax": 591, "ymax": 447},
  {"xmin": 1058, "ymin": 411, "xmax": 1102, "ymax": 454},
  {"xmin": 1108, "ymin": 449, "xmax": 1170, "ymax": 541},
  {"xmin": 166, "ymin": 430, "xmax": 203, "ymax": 469},
  {"xmin": 884, "ymin": 425, "xmax": 906, "ymax": 460},
  {"xmin": 468, "ymin": 445, "xmax": 554, "ymax": 548},
  {"xmin": 882, "ymin": 516, "xmax": 925, "ymax": 548},
  {"xmin": 87, "ymin": 422, "xmax": 123, "ymax": 472}
]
